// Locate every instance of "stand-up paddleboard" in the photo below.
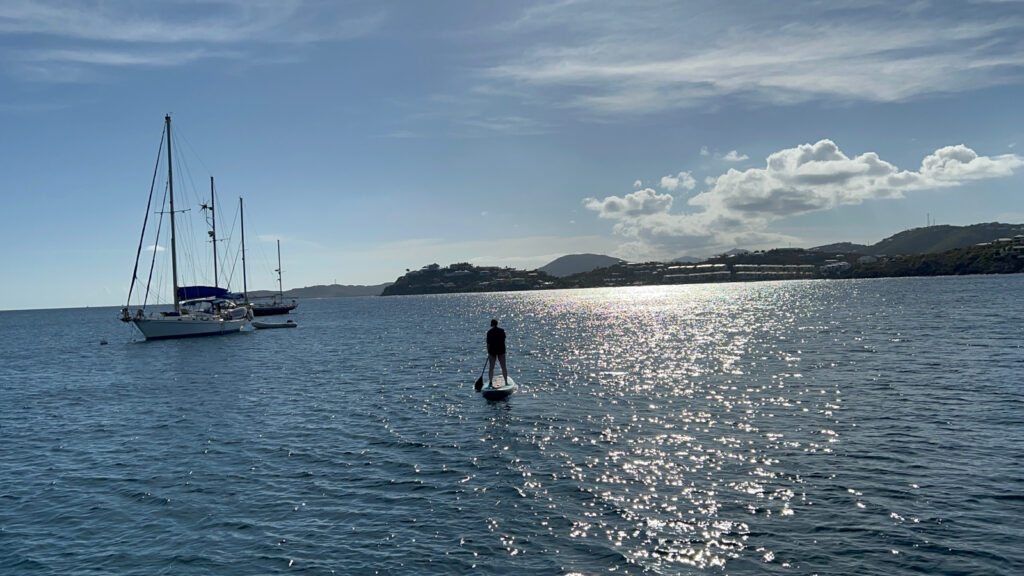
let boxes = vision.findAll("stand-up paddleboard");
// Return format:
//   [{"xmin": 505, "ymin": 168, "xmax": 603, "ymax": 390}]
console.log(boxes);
[{"xmin": 480, "ymin": 375, "xmax": 517, "ymax": 401}]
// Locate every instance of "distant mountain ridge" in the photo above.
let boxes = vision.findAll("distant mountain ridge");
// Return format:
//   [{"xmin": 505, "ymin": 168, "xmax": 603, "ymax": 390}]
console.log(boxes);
[
  {"xmin": 813, "ymin": 223, "xmax": 1024, "ymax": 255},
  {"xmin": 249, "ymin": 283, "xmax": 391, "ymax": 299},
  {"xmin": 538, "ymin": 253, "xmax": 624, "ymax": 277}
]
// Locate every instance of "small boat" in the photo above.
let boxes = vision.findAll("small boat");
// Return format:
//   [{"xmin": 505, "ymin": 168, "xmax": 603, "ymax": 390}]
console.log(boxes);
[
  {"xmin": 252, "ymin": 319, "xmax": 297, "ymax": 329},
  {"xmin": 480, "ymin": 375, "xmax": 517, "ymax": 401},
  {"xmin": 251, "ymin": 240, "xmax": 298, "ymax": 316},
  {"xmin": 251, "ymin": 297, "xmax": 297, "ymax": 316}
]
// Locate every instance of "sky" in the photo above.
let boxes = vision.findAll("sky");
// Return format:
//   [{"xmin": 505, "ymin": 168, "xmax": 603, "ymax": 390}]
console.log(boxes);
[{"xmin": 2, "ymin": 0, "xmax": 1023, "ymax": 310}]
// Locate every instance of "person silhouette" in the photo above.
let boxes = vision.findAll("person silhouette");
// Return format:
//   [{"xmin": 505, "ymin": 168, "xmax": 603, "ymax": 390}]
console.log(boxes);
[{"xmin": 486, "ymin": 319, "xmax": 508, "ymax": 385}]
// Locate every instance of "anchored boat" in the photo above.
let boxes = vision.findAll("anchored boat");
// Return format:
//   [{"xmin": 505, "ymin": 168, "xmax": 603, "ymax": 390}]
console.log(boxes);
[{"xmin": 121, "ymin": 115, "xmax": 251, "ymax": 340}]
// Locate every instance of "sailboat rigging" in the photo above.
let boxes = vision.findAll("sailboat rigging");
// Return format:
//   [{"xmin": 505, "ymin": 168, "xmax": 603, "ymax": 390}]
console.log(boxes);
[
  {"xmin": 121, "ymin": 115, "xmax": 251, "ymax": 340},
  {"xmin": 200, "ymin": 176, "xmax": 222, "ymax": 288}
]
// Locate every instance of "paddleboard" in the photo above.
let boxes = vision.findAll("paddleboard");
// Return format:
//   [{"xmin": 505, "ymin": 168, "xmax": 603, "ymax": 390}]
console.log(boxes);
[{"xmin": 481, "ymin": 375, "xmax": 517, "ymax": 401}]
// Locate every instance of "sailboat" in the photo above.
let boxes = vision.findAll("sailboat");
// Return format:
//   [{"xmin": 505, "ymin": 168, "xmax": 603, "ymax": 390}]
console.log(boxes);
[
  {"xmin": 251, "ymin": 240, "xmax": 298, "ymax": 316},
  {"xmin": 120, "ymin": 115, "xmax": 251, "ymax": 340}
]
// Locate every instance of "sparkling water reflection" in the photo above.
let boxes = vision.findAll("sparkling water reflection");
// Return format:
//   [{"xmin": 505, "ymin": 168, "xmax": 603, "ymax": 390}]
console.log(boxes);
[{"xmin": 1, "ymin": 276, "xmax": 1022, "ymax": 575}]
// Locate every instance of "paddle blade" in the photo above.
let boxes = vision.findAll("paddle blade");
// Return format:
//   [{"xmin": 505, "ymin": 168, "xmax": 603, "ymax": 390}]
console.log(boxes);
[{"xmin": 474, "ymin": 376, "xmax": 483, "ymax": 392}]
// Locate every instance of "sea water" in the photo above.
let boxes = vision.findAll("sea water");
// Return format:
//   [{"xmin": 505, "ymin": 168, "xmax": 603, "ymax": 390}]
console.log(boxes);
[{"xmin": 1, "ymin": 275, "xmax": 1022, "ymax": 575}]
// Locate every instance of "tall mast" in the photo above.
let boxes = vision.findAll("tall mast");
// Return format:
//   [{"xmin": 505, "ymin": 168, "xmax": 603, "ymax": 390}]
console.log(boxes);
[
  {"xmin": 276, "ymin": 239, "xmax": 283, "ymax": 297},
  {"xmin": 240, "ymin": 197, "xmax": 249, "ymax": 304},
  {"xmin": 210, "ymin": 176, "xmax": 218, "ymax": 288},
  {"xmin": 166, "ymin": 114, "xmax": 180, "ymax": 312}
]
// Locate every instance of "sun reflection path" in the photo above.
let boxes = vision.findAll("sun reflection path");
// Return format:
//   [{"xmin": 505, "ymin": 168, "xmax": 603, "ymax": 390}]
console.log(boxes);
[{"xmin": 510, "ymin": 284, "xmax": 843, "ymax": 571}]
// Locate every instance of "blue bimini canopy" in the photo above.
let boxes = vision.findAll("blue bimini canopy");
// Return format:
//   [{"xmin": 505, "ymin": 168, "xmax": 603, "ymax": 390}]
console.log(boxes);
[{"xmin": 178, "ymin": 285, "xmax": 230, "ymax": 301}]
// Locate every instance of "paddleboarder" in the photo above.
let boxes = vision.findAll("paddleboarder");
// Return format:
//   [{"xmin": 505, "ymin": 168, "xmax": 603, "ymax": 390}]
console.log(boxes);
[{"xmin": 486, "ymin": 319, "xmax": 508, "ymax": 385}]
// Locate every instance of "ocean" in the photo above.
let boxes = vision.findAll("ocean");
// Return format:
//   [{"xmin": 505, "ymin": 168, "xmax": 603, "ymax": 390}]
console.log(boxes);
[{"xmin": 1, "ymin": 275, "xmax": 1022, "ymax": 575}]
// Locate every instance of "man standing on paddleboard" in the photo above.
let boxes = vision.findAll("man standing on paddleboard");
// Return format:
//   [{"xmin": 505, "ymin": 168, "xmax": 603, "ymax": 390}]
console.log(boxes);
[{"xmin": 486, "ymin": 319, "xmax": 508, "ymax": 385}]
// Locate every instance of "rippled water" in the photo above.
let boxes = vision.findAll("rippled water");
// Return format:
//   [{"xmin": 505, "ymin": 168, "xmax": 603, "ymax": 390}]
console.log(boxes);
[{"xmin": 2, "ymin": 276, "xmax": 1022, "ymax": 575}]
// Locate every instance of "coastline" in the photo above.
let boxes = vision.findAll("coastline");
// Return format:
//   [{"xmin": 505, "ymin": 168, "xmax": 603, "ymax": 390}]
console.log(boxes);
[{"xmin": 382, "ymin": 241, "xmax": 1024, "ymax": 296}]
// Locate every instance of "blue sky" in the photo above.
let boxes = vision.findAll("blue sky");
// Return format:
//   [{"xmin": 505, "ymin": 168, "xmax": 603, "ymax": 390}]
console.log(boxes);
[{"xmin": 2, "ymin": 0, "xmax": 1023, "ymax": 310}]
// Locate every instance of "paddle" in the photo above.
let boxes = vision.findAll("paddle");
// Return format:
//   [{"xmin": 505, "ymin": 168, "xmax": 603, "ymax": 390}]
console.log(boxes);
[{"xmin": 474, "ymin": 357, "xmax": 489, "ymax": 392}]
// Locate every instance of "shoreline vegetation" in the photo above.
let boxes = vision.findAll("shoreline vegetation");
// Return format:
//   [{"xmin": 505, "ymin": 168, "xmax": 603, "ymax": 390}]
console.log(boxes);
[{"xmin": 381, "ymin": 223, "xmax": 1024, "ymax": 296}]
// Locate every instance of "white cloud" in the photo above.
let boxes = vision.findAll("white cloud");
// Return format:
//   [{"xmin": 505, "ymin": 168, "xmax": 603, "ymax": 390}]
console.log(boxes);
[
  {"xmin": 690, "ymin": 140, "xmax": 913, "ymax": 220},
  {"xmin": 700, "ymin": 146, "xmax": 710, "ymax": 157},
  {"xmin": 483, "ymin": 4, "xmax": 1024, "ymax": 115},
  {"xmin": 919, "ymin": 145, "xmax": 1023, "ymax": 181},
  {"xmin": 584, "ymin": 187, "xmax": 674, "ymax": 219},
  {"xmin": 723, "ymin": 150, "xmax": 749, "ymax": 162},
  {"xmin": 585, "ymin": 140, "xmax": 1024, "ymax": 257},
  {"xmin": 0, "ymin": 0, "xmax": 383, "ymax": 44},
  {"xmin": 21, "ymin": 47, "xmax": 216, "ymax": 67},
  {"xmin": 633, "ymin": 179, "xmax": 643, "ymax": 188},
  {"xmin": 0, "ymin": 0, "xmax": 384, "ymax": 81},
  {"xmin": 659, "ymin": 171, "xmax": 696, "ymax": 191}
]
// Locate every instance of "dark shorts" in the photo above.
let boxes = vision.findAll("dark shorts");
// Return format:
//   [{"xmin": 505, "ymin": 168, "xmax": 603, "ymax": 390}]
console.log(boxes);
[{"xmin": 488, "ymin": 347, "xmax": 506, "ymax": 356}]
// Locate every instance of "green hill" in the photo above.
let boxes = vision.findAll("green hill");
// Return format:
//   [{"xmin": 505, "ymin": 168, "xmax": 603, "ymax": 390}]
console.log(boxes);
[
  {"xmin": 869, "ymin": 223, "xmax": 1024, "ymax": 254},
  {"xmin": 851, "ymin": 243, "xmax": 1024, "ymax": 277},
  {"xmin": 811, "ymin": 241, "xmax": 871, "ymax": 253},
  {"xmin": 810, "ymin": 223, "xmax": 1024, "ymax": 255},
  {"xmin": 382, "ymin": 263, "xmax": 557, "ymax": 296}
]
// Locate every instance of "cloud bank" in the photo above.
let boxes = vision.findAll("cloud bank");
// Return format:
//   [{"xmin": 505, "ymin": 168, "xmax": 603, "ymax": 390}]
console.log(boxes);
[{"xmin": 585, "ymin": 140, "xmax": 1024, "ymax": 257}]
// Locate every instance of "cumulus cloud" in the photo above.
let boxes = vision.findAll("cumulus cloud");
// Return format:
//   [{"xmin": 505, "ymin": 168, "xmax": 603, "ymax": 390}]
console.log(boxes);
[
  {"xmin": 633, "ymin": 179, "xmax": 643, "ymax": 188},
  {"xmin": 723, "ymin": 150, "xmax": 749, "ymax": 162},
  {"xmin": 660, "ymin": 171, "xmax": 696, "ymax": 191},
  {"xmin": 919, "ymin": 145, "xmax": 1023, "ymax": 181},
  {"xmin": 585, "ymin": 187, "xmax": 674, "ymax": 219},
  {"xmin": 691, "ymin": 140, "xmax": 915, "ymax": 220},
  {"xmin": 584, "ymin": 140, "xmax": 1024, "ymax": 257}
]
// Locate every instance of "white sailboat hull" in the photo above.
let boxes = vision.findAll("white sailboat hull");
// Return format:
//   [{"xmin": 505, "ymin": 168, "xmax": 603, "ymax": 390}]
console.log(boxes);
[{"xmin": 132, "ymin": 315, "xmax": 247, "ymax": 340}]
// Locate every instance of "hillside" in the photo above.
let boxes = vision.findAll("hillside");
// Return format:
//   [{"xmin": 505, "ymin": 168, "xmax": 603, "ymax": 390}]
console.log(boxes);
[
  {"xmin": 382, "ymin": 263, "xmax": 557, "ymax": 296},
  {"xmin": 851, "ymin": 244, "xmax": 1024, "ymax": 277},
  {"xmin": 811, "ymin": 241, "xmax": 871, "ymax": 253},
  {"xmin": 812, "ymin": 223, "xmax": 1024, "ymax": 255},
  {"xmin": 870, "ymin": 223, "xmax": 1024, "ymax": 255},
  {"xmin": 561, "ymin": 242, "xmax": 1024, "ymax": 288},
  {"xmin": 538, "ymin": 253, "xmax": 624, "ymax": 277}
]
